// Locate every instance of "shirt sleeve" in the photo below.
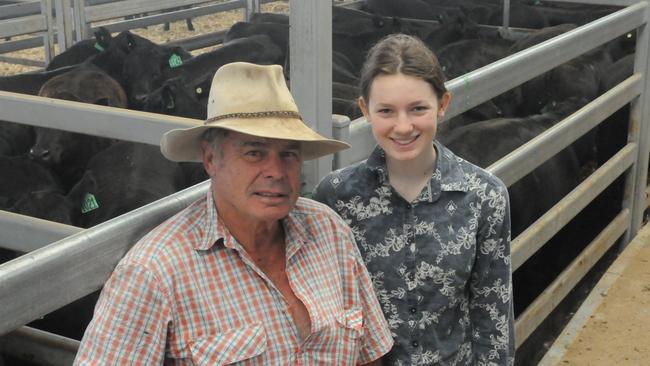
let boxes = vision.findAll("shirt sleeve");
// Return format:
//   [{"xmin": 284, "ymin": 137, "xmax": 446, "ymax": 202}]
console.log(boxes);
[
  {"xmin": 469, "ymin": 180, "xmax": 515, "ymax": 366},
  {"xmin": 73, "ymin": 262, "xmax": 172, "ymax": 366},
  {"xmin": 350, "ymin": 237, "xmax": 394, "ymax": 364}
]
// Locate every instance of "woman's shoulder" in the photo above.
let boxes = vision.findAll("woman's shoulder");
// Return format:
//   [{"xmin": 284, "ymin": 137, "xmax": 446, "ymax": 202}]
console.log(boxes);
[
  {"xmin": 437, "ymin": 142, "xmax": 508, "ymax": 193},
  {"xmin": 312, "ymin": 160, "xmax": 375, "ymax": 205}
]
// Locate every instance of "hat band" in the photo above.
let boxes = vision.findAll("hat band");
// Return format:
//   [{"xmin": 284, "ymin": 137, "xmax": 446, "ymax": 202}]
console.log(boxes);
[{"xmin": 205, "ymin": 110, "xmax": 302, "ymax": 125}]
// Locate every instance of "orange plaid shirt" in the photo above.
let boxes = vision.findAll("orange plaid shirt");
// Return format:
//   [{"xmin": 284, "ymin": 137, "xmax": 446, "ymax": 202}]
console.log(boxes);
[{"xmin": 74, "ymin": 190, "xmax": 393, "ymax": 365}]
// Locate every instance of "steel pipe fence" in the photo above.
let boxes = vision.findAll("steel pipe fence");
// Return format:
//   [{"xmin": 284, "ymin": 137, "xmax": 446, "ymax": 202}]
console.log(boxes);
[
  {"xmin": 515, "ymin": 208, "xmax": 630, "ymax": 347},
  {"xmin": 0, "ymin": 210, "xmax": 82, "ymax": 253},
  {"xmin": 489, "ymin": 74, "xmax": 642, "ymax": 188},
  {"xmin": 511, "ymin": 143, "xmax": 637, "ymax": 271},
  {"xmin": 0, "ymin": 326, "xmax": 79, "ymax": 366},
  {"xmin": 0, "ymin": 0, "xmax": 54, "ymax": 64}
]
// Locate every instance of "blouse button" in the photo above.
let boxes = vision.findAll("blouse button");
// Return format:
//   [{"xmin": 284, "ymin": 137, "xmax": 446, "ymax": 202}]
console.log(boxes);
[
  {"xmin": 412, "ymin": 341, "xmax": 419, "ymax": 348},
  {"xmin": 409, "ymin": 307, "xmax": 417, "ymax": 314},
  {"xmin": 408, "ymin": 273, "xmax": 415, "ymax": 281}
]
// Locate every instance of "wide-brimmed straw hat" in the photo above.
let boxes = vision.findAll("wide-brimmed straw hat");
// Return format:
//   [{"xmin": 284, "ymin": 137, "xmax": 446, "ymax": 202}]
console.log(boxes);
[{"xmin": 160, "ymin": 62, "xmax": 349, "ymax": 162}]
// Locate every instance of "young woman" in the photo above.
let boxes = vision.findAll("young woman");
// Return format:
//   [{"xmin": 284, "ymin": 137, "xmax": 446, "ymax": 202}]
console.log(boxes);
[{"xmin": 313, "ymin": 34, "xmax": 514, "ymax": 365}]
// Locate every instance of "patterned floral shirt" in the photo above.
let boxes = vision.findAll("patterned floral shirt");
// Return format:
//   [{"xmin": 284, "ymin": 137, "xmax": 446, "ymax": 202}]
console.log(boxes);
[
  {"xmin": 313, "ymin": 141, "xmax": 514, "ymax": 366},
  {"xmin": 73, "ymin": 190, "xmax": 393, "ymax": 365}
]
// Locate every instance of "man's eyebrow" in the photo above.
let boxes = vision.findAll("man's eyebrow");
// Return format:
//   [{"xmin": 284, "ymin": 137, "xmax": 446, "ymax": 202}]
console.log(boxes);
[{"xmin": 241, "ymin": 140, "xmax": 268, "ymax": 148}]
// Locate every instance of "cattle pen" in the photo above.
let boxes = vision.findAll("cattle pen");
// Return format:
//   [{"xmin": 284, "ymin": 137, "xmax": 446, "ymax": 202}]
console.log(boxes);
[{"xmin": 1, "ymin": 0, "xmax": 650, "ymax": 365}]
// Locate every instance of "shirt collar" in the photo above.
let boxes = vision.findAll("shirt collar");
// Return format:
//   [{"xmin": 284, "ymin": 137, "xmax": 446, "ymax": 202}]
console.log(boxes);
[
  {"xmin": 194, "ymin": 188, "xmax": 313, "ymax": 255},
  {"xmin": 366, "ymin": 141, "xmax": 469, "ymax": 198}
]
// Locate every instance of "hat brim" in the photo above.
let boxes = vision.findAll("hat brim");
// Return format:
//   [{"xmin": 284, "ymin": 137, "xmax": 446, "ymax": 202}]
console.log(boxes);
[{"xmin": 160, "ymin": 117, "xmax": 350, "ymax": 162}]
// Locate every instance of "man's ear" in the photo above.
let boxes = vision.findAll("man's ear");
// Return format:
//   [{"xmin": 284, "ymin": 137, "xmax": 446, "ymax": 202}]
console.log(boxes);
[
  {"xmin": 358, "ymin": 97, "xmax": 370, "ymax": 121},
  {"xmin": 201, "ymin": 140, "xmax": 216, "ymax": 177}
]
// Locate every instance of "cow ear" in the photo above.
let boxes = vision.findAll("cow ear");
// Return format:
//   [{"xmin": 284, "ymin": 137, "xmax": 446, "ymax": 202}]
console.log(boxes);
[
  {"xmin": 162, "ymin": 85, "xmax": 176, "ymax": 110},
  {"xmin": 126, "ymin": 32, "xmax": 136, "ymax": 50},
  {"xmin": 94, "ymin": 27, "xmax": 112, "ymax": 49}
]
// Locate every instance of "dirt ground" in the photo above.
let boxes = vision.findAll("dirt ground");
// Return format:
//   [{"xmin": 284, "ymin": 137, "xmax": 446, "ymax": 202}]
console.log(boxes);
[
  {"xmin": 547, "ymin": 225, "xmax": 650, "ymax": 365},
  {"xmin": 0, "ymin": 1, "xmax": 289, "ymax": 76}
]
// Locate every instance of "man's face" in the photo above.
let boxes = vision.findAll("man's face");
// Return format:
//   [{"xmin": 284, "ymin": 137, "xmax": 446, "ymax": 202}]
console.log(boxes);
[{"xmin": 202, "ymin": 131, "xmax": 302, "ymax": 225}]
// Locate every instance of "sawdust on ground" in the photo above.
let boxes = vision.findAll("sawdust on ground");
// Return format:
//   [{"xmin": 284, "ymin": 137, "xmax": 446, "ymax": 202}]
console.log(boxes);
[{"xmin": 554, "ymin": 228, "xmax": 650, "ymax": 365}]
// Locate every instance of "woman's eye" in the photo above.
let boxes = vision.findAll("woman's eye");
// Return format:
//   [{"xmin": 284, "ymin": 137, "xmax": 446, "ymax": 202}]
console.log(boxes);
[
  {"xmin": 413, "ymin": 106, "xmax": 428, "ymax": 112},
  {"xmin": 377, "ymin": 109, "xmax": 392, "ymax": 114}
]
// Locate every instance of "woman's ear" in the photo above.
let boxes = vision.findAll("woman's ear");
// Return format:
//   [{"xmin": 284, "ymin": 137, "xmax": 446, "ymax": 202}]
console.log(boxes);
[
  {"xmin": 358, "ymin": 97, "xmax": 370, "ymax": 121},
  {"xmin": 438, "ymin": 92, "xmax": 452, "ymax": 118}
]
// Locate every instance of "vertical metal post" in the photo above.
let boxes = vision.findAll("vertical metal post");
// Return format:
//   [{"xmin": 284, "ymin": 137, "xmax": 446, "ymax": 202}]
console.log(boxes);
[
  {"xmin": 73, "ymin": 0, "xmax": 89, "ymax": 41},
  {"xmin": 41, "ymin": 0, "xmax": 55, "ymax": 62},
  {"xmin": 624, "ymin": 4, "xmax": 650, "ymax": 246},
  {"xmin": 290, "ymin": 0, "xmax": 333, "ymax": 191},
  {"xmin": 503, "ymin": 0, "xmax": 511, "ymax": 30},
  {"xmin": 53, "ymin": 0, "xmax": 73, "ymax": 51},
  {"xmin": 245, "ymin": 0, "xmax": 260, "ymax": 21}
]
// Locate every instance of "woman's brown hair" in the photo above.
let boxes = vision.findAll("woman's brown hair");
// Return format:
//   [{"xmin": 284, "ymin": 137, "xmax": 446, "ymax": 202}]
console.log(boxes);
[{"xmin": 360, "ymin": 34, "xmax": 447, "ymax": 102}]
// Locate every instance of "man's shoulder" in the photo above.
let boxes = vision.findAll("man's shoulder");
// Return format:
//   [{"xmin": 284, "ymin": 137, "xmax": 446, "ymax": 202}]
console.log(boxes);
[{"xmin": 121, "ymin": 196, "xmax": 206, "ymax": 270}]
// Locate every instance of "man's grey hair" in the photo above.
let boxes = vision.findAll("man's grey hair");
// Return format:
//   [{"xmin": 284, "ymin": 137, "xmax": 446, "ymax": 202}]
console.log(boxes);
[{"xmin": 200, "ymin": 128, "xmax": 230, "ymax": 156}]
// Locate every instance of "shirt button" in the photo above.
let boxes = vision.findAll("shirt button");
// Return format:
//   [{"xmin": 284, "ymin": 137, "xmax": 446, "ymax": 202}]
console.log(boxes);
[
  {"xmin": 412, "ymin": 341, "xmax": 419, "ymax": 348},
  {"xmin": 408, "ymin": 273, "xmax": 415, "ymax": 281},
  {"xmin": 409, "ymin": 307, "xmax": 417, "ymax": 314}
]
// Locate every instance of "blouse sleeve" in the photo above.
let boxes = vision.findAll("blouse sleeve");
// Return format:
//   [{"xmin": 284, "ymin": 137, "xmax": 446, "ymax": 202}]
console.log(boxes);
[{"xmin": 469, "ymin": 179, "xmax": 515, "ymax": 366}]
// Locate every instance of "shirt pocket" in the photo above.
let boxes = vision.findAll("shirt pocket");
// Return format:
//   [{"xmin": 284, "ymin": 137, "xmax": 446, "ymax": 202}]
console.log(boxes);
[
  {"xmin": 188, "ymin": 323, "xmax": 267, "ymax": 365},
  {"xmin": 330, "ymin": 307, "xmax": 365, "ymax": 362},
  {"xmin": 335, "ymin": 307, "xmax": 365, "ymax": 338}
]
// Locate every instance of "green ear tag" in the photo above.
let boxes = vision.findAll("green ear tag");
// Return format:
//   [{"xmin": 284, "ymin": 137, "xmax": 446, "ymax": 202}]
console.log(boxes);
[
  {"xmin": 168, "ymin": 53, "xmax": 183, "ymax": 68},
  {"xmin": 94, "ymin": 42, "xmax": 105, "ymax": 52},
  {"xmin": 81, "ymin": 193, "xmax": 100, "ymax": 214}
]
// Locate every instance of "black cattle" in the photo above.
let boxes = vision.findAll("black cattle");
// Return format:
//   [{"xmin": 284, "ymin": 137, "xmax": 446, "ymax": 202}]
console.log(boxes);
[
  {"xmin": 249, "ymin": 11, "xmax": 289, "ymax": 24},
  {"xmin": 0, "ymin": 65, "xmax": 76, "ymax": 95},
  {"xmin": 513, "ymin": 24, "xmax": 610, "ymax": 126},
  {"xmin": 439, "ymin": 98, "xmax": 587, "ymax": 237},
  {"xmin": 364, "ymin": 0, "xmax": 444, "ymax": 21},
  {"xmin": 45, "ymin": 27, "xmax": 112, "ymax": 71},
  {"xmin": 0, "ymin": 121, "xmax": 34, "ymax": 156},
  {"xmin": 105, "ymin": 31, "xmax": 192, "ymax": 106},
  {"xmin": 141, "ymin": 77, "xmax": 206, "ymax": 119},
  {"xmin": 596, "ymin": 54, "xmax": 633, "ymax": 166},
  {"xmin": 332, "ymin": 6, "xmax": 446, "ymax": 73},
  {"xmin": 509, "ymin": 23, "xmax": 577, "ymax": 53},
  {"xmin": 129, "ymin": 35, "xmax": 284, "ymax": 108},
  {"xmin": 224, "ymin": 21, "xmax": 289, "ymax": 57},
  {"xmin": 525, "ymin": 2, "xmax": 616, "ymax": 26},
  {"xmin": 437, "ymin": 37, "xmax": 521, "ymax": 120},
  {"xmin": 31, "ymin": 65, "xmax": 127, "ymax": 189},
  {"xmin": 0, "ymin": 156, "xmax": 65, "ymax": 212},
  {"xmin": 7, "ymin": 189, "xmax": 76, "ymax": 225},
  {"xmin": 68, "ymin": 141, "xmax": 186, "ymax": 228},
  {"xmin": 459, "ymin": 1, "xmax": 550, "ymax": 29}
]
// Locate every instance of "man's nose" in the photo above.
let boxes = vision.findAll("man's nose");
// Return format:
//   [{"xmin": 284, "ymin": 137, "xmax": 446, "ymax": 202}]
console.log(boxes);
[{"xmin": 263, "ymin": 153, "xmax": 287, "ymax": 179}]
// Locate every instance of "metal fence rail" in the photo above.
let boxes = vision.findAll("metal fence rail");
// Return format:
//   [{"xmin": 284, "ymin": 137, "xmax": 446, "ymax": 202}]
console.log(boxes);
[{"xmin": 0, "ymin": 0, "xmax": 54, "ymax": 65}]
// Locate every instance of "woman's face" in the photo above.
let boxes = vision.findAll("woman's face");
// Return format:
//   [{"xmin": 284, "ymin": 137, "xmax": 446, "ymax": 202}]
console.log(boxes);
[{"xmin": 359, "ymin": 73, "xmax": 451, "ymax": 162}]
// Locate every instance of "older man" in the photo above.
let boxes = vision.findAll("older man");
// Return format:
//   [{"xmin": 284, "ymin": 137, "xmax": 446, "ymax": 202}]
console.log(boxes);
[{"xmin": 73, "ymin": 62, "xmax": 393, "ymax": 365}]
